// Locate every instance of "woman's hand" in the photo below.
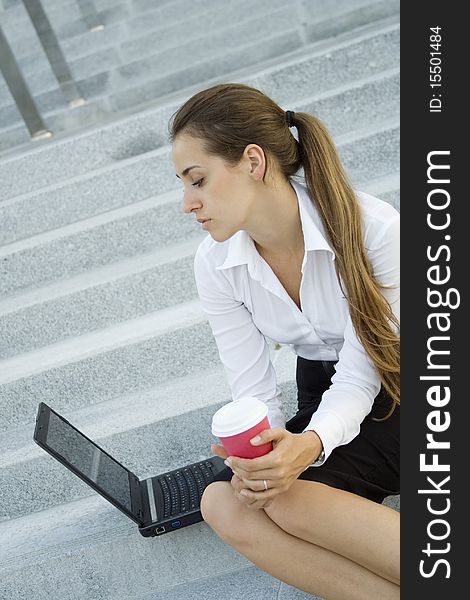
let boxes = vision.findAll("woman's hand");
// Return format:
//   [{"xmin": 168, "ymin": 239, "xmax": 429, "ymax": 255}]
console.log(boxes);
[
  {"xmin": 211, "ymin": 442, "xmax": 268, "ymax": 507},
  {"xmin": 221, "ymin": 428, "xmax": 324, "ymax": 510}
]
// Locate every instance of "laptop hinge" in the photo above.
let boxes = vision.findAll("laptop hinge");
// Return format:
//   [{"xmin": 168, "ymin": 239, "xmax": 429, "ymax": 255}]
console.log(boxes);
[
  {"xmin": 129, "ymin": 474, "xmax": 146, "ymax": 525},
  {"xmin": 146, "ymin": 478, "xmax": 158, "ymax": 523}
]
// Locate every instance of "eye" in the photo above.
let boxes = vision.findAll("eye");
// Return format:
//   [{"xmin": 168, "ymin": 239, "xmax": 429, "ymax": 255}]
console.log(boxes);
[{"xmin": 192, "ymin": 178, "xmax": 204, "ymax": 187}]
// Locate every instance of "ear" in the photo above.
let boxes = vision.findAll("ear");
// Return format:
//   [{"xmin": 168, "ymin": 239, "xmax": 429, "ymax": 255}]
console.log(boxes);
[{"xmin": 244, "ymin": 144, "xmax": 266, "ymax": 181}]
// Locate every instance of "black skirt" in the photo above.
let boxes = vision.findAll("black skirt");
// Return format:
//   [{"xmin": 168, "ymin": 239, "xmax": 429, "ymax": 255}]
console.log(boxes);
[{"xmin": 211, "ymin": 357, "xmax": 400, "ymax": 504}]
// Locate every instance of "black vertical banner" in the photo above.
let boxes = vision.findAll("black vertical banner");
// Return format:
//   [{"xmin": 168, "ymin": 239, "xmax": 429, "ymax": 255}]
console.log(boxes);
[{"xmin": 401, "ymin": 4, "xmax": 465, "ymax": 598}]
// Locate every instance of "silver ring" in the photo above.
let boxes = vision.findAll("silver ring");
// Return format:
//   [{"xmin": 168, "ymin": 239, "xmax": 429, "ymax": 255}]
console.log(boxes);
[{"xmin": 263, "ymin": 479, "xmax": 269, "ymax": 491}]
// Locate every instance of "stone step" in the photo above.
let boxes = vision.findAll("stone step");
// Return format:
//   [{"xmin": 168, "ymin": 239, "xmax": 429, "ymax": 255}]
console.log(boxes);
[
  {"xmin": 0, "ymin": 469, "xmax": 394, "ymax": 600},
  {"xmin": 0, "ymin": 19, "xmax": 399, "ymax": 198},
  {"xmin": 0, "ymin": 3, "xmax": 292, "ymax": 106},
  {"xmin": 300, "ymin": 0, "xmax": 399, "ymax": 41},
  {"xmin": 0, "ymin": 46, "xmax": 121, "ymax": 106},
  {"xmin": 2, "ymin": 2, "xmax": 131, "ymax": 52},
  {"xmin": 0, "ymin": 65, "xmax": 399, "ymax": 166},
  {"xmin": 15, "ymin": 20, "xmax": 126, "ymax": 72},
  {"xmin": 138, "ymin": 565, "xmax": 300, "ymax": 600},
  {"xmin": 108, "ymin": 21, "xmax": 396, "ymax": 114},
  {"xmin": 0, "ymin": 301, "xmax": 216, "ymax": 432},
  {"xmin": 0, "ymin": 96, "xmax": 111, "ymax": 154},
  {"xmin": 7, "ymin": 0, "xmax": 283, "ymax": 73},
  {"xmin": 2, "ymin": 0, "xmax": 231, "ymax": 43},
  {"xmin": 0, "ymin": 67, "xmax": 399, "ymax": 241},
  {"xmin": 0, "ymin": 186, "xmax": 196, "ymax": 299},
  {"xmin": 3, "ymin": 0, "xmax": 396, "ymax": 60},
  {"xmin": 292, "ymin": 68, "xmax": 399, "ymax": 142},
  {"xmin": 118, "ymin": 0, "xmax": 400, "ymax": 79},
  {"xmin": 0, "ymin": 0, "xmax": 292, "ymax": 111},
  {"xmin": 0, "ymin": 0, "xmax": 123, "ymax": 27},
  {"xmin": 113, "ymin": 7, "xmax": 297, "ymax": 91},
  {"xmin": 0, "ymin": 29, "xmax": 299, "ymax": 121},
  {"xmin": 0, "ymin": 491, "xmax": 256, "ymax": 600},
  {"xmin": 0, "ymin": 269, "xmax": 328, "ymax": 431},
  {"xmin": 0, "ymin": 236, "xmax": 203, "ymax": 359},
  {"xmin": 0, "ymin": 12, "xmax": 399, "ymax": 148},
  {"xmin": 126, "ymin": 0, "xmax": 398, "ymax": 47},
  {"xmin": 122, "ymin": 0, "xmax": 294, "ymax": 62},
  {"xmin": 0, "ymin": 119, "xmax": 399, "ymax": 300},
  {"xmin": 0, "ymin": 70, "xmax": 110, "ymax": 126}
]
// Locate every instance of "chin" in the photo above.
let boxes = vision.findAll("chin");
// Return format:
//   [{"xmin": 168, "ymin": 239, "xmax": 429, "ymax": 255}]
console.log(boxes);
[
  {"xmin": 209, "ymin": 233, "xmax": 227, "ymax": 243},
  {"xmin": 209, "ymin": 229, "xmax": 237, "ymax": 243}
]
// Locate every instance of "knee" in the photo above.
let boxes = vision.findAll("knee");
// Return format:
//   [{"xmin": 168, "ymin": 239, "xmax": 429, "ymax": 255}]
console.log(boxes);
[
  {"xmin": 200, "ymin": 482, "xmax": 246, "ymax": 544},
  {"xmin": 200, "ymin": 481, "xmax": 225, "ymax": 525}
]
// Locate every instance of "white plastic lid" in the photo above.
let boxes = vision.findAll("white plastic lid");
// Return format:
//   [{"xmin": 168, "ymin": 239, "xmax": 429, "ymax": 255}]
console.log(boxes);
[{"xmin": 211, "ymin": 397, "xmax": 268, "ymax": 437}]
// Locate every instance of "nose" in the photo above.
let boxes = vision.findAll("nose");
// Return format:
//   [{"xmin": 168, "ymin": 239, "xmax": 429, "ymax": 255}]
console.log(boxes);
[{"xmin": 182, "ymin": 188, "xmax": 202, "ymax": 214}]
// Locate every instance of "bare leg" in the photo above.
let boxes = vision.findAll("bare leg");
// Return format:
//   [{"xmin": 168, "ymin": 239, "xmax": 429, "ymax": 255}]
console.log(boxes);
[
  {"xmin": 264, "ymin": 480, "xmax": 400, "ymax": 585},
  {"xmin": 201, "ymin": 482, "xmax": 399, "ymax": 600}
]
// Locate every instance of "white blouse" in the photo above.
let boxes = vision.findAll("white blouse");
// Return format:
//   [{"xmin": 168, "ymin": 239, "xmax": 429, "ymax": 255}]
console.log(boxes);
[{"xmin": 193, "ymin": 179, "xmax": 400, "ymax": 465}]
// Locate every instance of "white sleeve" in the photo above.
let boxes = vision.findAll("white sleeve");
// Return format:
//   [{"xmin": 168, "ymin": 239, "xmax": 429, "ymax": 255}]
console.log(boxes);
[
  {"xmin": 304, "ymin": 215, "xmax": 400, "ymax": 465},
  {"xmin": 194, "ymin": 246, "xmax": 286, "ymax": 429}
]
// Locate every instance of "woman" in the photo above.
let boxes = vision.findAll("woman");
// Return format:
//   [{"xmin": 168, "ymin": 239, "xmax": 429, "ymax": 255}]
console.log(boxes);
[{"xmin": 170, "ymin": 83, "xmax": 400, "ymax": 599}]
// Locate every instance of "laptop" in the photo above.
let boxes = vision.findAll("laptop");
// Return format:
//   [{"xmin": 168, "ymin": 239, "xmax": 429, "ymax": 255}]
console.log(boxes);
[{"xmin": 33, "ymin": 402, "xmax": 226, "ymax": 537}]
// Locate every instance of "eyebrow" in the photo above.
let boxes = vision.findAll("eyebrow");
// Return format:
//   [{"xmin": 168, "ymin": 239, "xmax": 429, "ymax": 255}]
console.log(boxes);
[{"xmin": 175, "ymin": 165, "xmax": 202, "ymax": 179}]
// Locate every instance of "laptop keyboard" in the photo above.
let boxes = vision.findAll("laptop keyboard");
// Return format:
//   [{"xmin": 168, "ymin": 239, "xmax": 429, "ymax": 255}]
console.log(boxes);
[{"xmin": 157, "ymin": 461, "xmax": 215, "ymax": 518}]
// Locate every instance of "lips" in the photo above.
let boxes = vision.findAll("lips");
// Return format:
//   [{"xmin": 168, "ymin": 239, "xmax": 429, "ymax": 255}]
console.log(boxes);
[{"xmin": 197, "ymin": 218, "xmax": 211, "ymax": 224}]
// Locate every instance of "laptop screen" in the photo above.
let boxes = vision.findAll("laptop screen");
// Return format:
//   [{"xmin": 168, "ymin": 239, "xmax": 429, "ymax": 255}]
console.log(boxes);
[{"xmin": 45, "ymin": 410, "xmax": 133, "ymax": 514}]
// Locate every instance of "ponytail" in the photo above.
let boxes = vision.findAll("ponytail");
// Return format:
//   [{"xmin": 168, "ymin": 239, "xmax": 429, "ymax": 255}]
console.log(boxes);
[{"xmin": 294, "ymin": 111, "xmax": 400, "ymax": 415}]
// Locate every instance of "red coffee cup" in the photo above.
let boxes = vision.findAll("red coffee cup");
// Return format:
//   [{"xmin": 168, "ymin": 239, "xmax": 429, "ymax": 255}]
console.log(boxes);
[{"xmin": 211, "ymin": 397, "xmax": 273, "ymax": 459}]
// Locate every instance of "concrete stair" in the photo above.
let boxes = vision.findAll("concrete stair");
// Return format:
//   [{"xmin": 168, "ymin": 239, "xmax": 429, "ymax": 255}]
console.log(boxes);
[
  {"xmin": 0, "ymin": 0, "xmax": 399, "ymax": 154},
  {"xmin": 0, "ymin": 1, "xmax": 400, "ymax": 598},
  {"xmin": 0, "ymin": 19, "xmax": 400, "ymax": 195}
]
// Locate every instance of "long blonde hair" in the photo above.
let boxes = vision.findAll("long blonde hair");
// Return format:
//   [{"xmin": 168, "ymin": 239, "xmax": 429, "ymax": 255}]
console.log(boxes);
[{"xmin": 169, "ymin": 83, "xmax": 400, "ymax": 416}]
